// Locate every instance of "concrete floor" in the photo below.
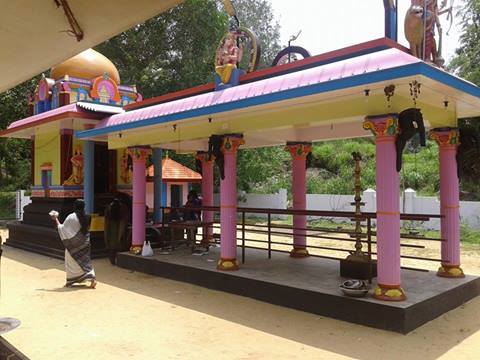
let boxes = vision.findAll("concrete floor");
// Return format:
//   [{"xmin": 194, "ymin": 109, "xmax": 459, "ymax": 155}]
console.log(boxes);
[
  {"xmin": 122, "ymin": 245, "xmax": 478, "ymax": 307},
  {"xmin": 117, "ymin": 246, "xmax": 480, "ymax": 333}
]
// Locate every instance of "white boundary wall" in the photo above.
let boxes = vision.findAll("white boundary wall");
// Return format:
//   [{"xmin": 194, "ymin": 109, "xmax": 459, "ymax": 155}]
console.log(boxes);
[
  {"xmin": 16, "ymin": 190, "xmax": 31, "ymax": 220},
  {"xmin": 17, "ymin": 188, "xmax": 480, "ymax": 229},
  {"xmin": 214, "ymin": 189, "xmax": 288, "ymax": 219}
]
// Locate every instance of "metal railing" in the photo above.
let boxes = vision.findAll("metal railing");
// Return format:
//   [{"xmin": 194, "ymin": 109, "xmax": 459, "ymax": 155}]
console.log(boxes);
[{"xmin": 159, "ymin": 205, "xmax": 444, "ymax": 282}]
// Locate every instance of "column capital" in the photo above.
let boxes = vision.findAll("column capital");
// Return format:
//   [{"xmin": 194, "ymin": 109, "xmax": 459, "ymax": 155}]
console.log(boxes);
[
  {"xmin": 284, "ymin": 142, "xmax": 312, "ymax": 158},
  {"xmin": 196, "ymin": 151, "xmax": 215, "ymax": 163},
  {"xmin": 220, "ymin": 134, "xmax": 244, "ymax": 154},
  {"xmin": 430, "ymin": 127, "xmax": 460, "ymax": 148},
  {"xmin": 363, "ymin": 114, "xmax": 399, "ymax": 138},
  {"xmin": 127, "ymin": 146, "xmax": 151, "ymax": 161}
]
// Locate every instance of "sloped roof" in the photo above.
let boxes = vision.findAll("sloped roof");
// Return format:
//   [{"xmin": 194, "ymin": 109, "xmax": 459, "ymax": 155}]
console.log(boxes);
[
  {"xmin": 81, "ymin": 48, "xmax": 422, "ymax": 136},
  {"xmin": 147, "ymin": 157, "xmax": 201, "ymax": 182},
  {"xmin": 0, "ymin": 102, "xmax": 105, "ymax": 138}
]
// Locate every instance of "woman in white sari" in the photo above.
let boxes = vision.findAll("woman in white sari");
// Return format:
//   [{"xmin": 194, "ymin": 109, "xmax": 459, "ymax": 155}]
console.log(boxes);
[{"xmin": 52, "ymin": 199, "xmax": 96, "ymax": 288}]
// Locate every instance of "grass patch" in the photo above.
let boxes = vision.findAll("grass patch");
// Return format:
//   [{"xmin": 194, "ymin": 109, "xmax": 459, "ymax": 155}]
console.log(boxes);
[{"xmin": 460, "ymin": 223, "xmax": 480, "ymax": 244}]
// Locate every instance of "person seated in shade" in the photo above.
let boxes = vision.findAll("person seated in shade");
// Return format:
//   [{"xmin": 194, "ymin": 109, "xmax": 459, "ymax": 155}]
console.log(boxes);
[{"xmin": 182, "ymin": 190, "xmax": 202, "ymax": 245}]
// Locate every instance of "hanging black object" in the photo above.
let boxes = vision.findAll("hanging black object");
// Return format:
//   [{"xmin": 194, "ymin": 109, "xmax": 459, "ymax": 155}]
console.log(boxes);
[
  {"xmin": 195, "ymin": 158, "xmax": 203, "ymax": 175},
  {"xmin": 208, "ymin": 135, "xmax": 225, "ymax": 180},
  {"xmin": 306, "ymin": 151, "xmax": 313, "ymax": 169},
  {"xmin": 395, "ymin": 108, "xmax": 426, "ymax": 172}
]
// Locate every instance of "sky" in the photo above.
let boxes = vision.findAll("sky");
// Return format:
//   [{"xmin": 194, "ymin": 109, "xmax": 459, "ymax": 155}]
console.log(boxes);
[{"xmin": 272, "ymin": 0, "xmax": 464, "ymax": 63}]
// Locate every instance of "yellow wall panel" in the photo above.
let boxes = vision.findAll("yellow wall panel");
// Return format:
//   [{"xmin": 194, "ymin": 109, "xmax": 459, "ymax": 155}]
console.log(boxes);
[{"xmin": 34, "ymin": 130, "xmax": 60, "ymax": 186}]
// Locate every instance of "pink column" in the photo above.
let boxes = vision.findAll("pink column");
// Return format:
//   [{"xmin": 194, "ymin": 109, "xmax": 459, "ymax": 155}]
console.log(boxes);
[
  {"xmin": 285, "ymin": 142, "xmax": 312, "ymax": 258},
  {"xmin": 197, "ymin": 152, "xmax": 215, "ymax": 243},
  {"xmin": 431, "ymin": 128, "xmax": 464, "ymax": 278},
  {"xmin": 217, "ymin": 135, "xmax": 244, "ymax": 271},
  {"xmin": 364, "ymin": 115, "xmax": 406, "ymax": 301},
  {"xmin": 127, "ymin": 147, "xmax": 151, "ymax": 254}
]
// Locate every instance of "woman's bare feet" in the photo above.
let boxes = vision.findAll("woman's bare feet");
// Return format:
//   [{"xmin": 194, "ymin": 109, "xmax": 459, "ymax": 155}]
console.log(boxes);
[{"xmin": 89, "ymin": 279, "xmax": 97, "ymax": 289}]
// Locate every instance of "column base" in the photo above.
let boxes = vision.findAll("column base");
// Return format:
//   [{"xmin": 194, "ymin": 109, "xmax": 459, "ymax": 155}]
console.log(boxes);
[
  {"xmin": 130, "ymin": 245, "xmax": 142, "ymax": 255},
  {"xmin": 217, "ymin": 258, "xmax": 239, "ymax": 271},
  {"xmin": 437, "ymin": 264, "xmax": 465, "ymax": 278},
  {"xmin": 290, "ymin": 247, "xmax": 309, "ymax": 258},
  {"xmin": 373, "ymin": 284, "xmax": 407, "ymax": 301}
]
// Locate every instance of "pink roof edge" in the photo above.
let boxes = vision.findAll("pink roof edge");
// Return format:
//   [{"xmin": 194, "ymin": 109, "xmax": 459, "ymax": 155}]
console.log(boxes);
[{"xmin": 96, "ymin": 48, "xmax": 421, "ymax": 130}]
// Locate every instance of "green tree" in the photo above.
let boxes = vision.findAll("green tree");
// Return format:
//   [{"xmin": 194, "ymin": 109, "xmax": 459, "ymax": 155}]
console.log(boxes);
[
  {"xmin": 448, "ymin": 0, "xmax": 480, "ymax": 199},
  {"xmin": 449, "ymin": 0, "xmax": 480, "ymax": 84},
  {"xmin": 233, "ymin": 0, "xmax": 282, "ymax": 68},
  {"xmin": 96, "ymin": 0, "xmax": 227, "ymax": 99},
  {"xmin": 0, "ymin": 77, "xmax": 38, "ymax": 189}
]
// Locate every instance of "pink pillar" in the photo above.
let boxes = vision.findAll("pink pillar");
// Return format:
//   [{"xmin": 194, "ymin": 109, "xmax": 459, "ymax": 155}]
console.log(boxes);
[
  {"xmin": 431, "ymin": 129, "xmax": 464, "ymax": 278},
  {"xmin": 197, "ymin": 152, "xmax": 214, "ymax": 243},
  {"xmin": 127, "ymin": 147, "xmax": 151, "ymax": 254},
  {"xmin": 217, "ymin": 135, "xmax": 244, "ymax": 271},
  {"xmin": 285, "ymin": 142, "xmax": 312, "ymax": 258},
  {"xmin": 364, "ymin": 115, "xmax": 406, "ymax": 301}
]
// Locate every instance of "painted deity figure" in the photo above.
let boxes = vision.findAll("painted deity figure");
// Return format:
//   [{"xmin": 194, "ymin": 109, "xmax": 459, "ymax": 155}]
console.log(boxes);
[
  {"xmin": 215, "ymin": 32, "xmax": 242, "ymax": 85},
  {"xmin": 63, "ymin": 145, "xmax": 84, "ymax": 185},
  {"xmin": 120, "ymin": 149, "xmax": 132, "ymax": 184},
  {"xmin": 405, "ymin": 0, "xmax": 451, "ymax": 66}
]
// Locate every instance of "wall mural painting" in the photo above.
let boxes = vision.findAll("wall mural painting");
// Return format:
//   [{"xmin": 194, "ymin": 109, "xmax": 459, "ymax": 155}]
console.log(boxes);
[
  {"xmin": 63, "ymin": 144, "xmax": 84, "ymax": 185},
  {"xmin": 120, "ymin": 149, "xmax": 133, "ymax": 184}
]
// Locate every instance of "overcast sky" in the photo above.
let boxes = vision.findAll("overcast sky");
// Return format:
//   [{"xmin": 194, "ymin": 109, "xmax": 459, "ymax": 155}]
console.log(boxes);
[{"xmin": 272, "ymin": 0, "xmax": 464, "ymax": 63}]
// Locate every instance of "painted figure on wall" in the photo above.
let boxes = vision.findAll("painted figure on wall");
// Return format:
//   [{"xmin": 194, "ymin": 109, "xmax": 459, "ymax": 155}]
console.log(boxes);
[
  {"xmin": 120, "ymin": 149, "xmax": 132, "ymax": 184},
  {"xmin": 63, "ymin": 145, "xmax": 84, "ymax": 185},
  {"xmin": 215, "ymin": 31, "xmax": 242, "ymax": 85},
  {"xmin": 405, "ymin": 0, "xmax": 452, "ymax": 66}
]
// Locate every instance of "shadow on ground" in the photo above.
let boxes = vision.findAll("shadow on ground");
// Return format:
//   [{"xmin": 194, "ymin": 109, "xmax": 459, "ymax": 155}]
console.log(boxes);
[{"xmin": 3, "ymin": 246, "xmax": 480, "ymax": 360}]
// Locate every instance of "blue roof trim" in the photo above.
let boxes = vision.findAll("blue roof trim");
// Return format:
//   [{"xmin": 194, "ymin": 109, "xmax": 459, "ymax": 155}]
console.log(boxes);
[
  {"xmin": 419, "ymin": 64, "xmax": 480, "ymax": 98},
  {"xmin": 76, "ymin": 62, "xmax": 480, "ymax": 139}
]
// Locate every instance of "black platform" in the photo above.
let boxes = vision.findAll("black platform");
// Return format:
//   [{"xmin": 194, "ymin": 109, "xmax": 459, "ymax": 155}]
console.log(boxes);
[
  {"xmin": 117, "ymin": 247, "xmax": 480, "ymax": 334},
  {"xmin": 5, "ymin": 195, "xmax": 115, "ymax": 259},
  {"xmin": 5, "ymin": 222, "xmax": 108, "ymax": 259}
]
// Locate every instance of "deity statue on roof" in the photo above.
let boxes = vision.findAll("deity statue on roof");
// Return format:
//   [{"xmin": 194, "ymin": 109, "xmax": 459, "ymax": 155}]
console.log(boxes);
[
  {"xmin": 405, "ymin": 0, "xmax": 452, "ymax": 66},
  {"xmin": 214, "ymin": 0, "xmax": 260, "ymax": 88},
  {"xmin": 215, "ymin": 30, "xmax": 242, "ymax": 85}
]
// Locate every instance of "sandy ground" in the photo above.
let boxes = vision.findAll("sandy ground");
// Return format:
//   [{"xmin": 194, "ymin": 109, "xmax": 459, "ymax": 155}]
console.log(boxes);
[{"xmin": 1, "ymin": 228, "xmax": 480, "ymax": 360}]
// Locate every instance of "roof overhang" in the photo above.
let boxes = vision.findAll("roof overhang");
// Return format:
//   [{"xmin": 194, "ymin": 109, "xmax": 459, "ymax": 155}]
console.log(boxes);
[
  {"xmin": 76, "ymin": 48, "xmax": 480, "ymax": 151},
  {"xmin": 0, "ymin": 103, "xmax": 106, "ymax": 139},
  {"xmin": 0, "ymin": 0, "xmax": 183, "ymax": 93}
]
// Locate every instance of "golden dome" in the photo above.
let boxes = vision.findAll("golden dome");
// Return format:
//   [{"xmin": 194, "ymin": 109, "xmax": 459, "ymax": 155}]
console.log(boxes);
[{"xmin": 50, "ymin": 48, "xmax": 120, "ymax": 84}]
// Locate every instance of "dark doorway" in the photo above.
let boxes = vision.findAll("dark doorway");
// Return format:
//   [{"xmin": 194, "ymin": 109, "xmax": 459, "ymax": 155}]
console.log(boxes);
[
  {"xmin": 94, "ymin": 143, "xmax": 109, "ymax": 194},
  {"xmin": 170, "ymin": 185, "xmax": 183, "ymax": 208}
]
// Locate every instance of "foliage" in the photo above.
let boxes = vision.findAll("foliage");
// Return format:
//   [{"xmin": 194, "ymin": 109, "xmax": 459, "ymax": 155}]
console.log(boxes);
[
  {"xmin": 0, "ymin": 192, "xmax": 16, "ymax": 219},
  {"xmin": 460, "ymin": 222, "xmax": 480, "ymax": 244},
  {"xmin": 233, "ymin": 0, "xmax": 282, "ymax": 68},
  {"xmin": 96, "ymin": 0, "xmax": 281, "ymax": 99},
  {"xmin": 449, "ymin": 0, "xmax": 480, "ymax": 84},
  {"xmin": 96, "ymin": 0, "xmax": 227, "ymax": 99},
  {"xmin": 0, "ymin": 76, "xmax": 38, "ymax": 190},
  {"xmin": 230, "ymin": 137, "xmax": 441, "ymax": 197}
]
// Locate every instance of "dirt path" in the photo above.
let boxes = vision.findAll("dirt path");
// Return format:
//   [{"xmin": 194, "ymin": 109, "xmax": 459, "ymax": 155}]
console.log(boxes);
[{"xmin": 1, "ymin": 229, "xmax": 480, "ymax": 359}]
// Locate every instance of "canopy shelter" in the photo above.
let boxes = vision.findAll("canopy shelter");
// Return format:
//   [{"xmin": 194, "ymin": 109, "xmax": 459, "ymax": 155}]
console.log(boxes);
[
  {"xmin": 0, "ymin": 0, "xmax": 183, "ymax": 93},
  {"xmin": 77, "ymin": 44, "xmax": 480, "ymax": 150},
  {"xmin": 76, "ymin": 38, "xmax": 480, "ymax": 302}
]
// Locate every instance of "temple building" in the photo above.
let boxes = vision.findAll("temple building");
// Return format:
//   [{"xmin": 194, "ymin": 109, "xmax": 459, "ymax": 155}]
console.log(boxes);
[{"xmin": 0, "ymin": 49, "xmax": 200, "ymax": 257}]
